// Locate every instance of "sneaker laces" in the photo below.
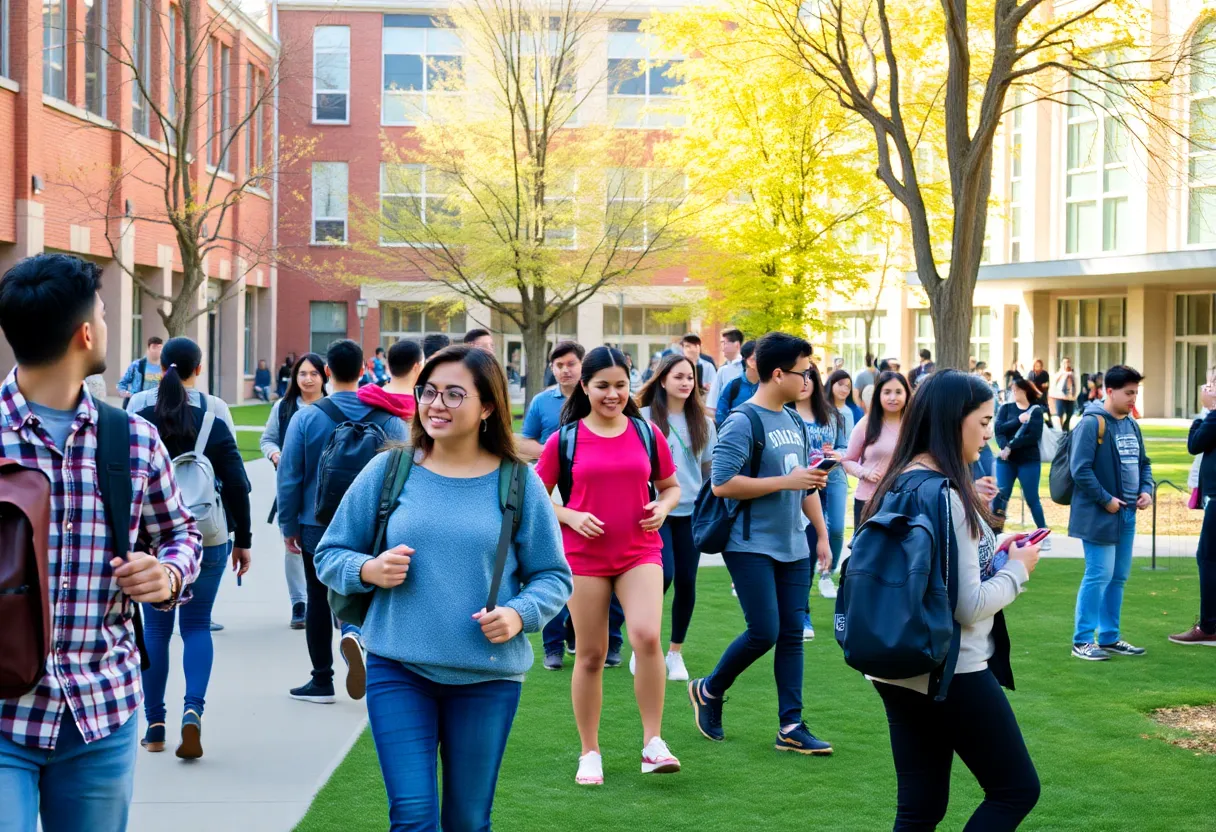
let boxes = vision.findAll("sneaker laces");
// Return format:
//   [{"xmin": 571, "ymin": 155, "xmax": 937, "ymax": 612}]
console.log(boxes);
[{"xmin": 645, "ymin": 737, "xmax": 674, "ymax": 760}]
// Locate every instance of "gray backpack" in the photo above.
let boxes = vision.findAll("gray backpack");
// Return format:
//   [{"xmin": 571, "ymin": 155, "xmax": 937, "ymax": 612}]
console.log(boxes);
[{"xmin": 171, "ymin": 410, "xmax": 228, "ymax": 546}]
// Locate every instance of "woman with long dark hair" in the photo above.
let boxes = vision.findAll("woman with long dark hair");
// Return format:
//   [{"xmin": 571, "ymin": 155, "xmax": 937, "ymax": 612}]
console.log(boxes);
[
  {"xmin": 994, "ymin": 379, "xmax": 1050, "ymax": 542},
  {"xmin": 636, "ymin": 354, "xmax": 717, "ymax": 681},
  {"xmin": 261, "ymin": 353, "xmax": 326, "ymax": 628},
  {"xmin": 823, "ymin": 370, "xmax": 857, "ymax": 582},
  {"xmin": 136, "ymin": 337, "xmax": 252, "ymax": 759},
  {"xmin": 536, "ymin": 346, "xmax": 682, "ymax": 785},
  {"xmin": 314, "ymin": 346, "xmax": 572, "ymax": 830},
  {"xmin": 843, "ymin": 371, "xmax": 910, "ymax": 530},
  {"xmin": 864, "ymin": 370, "xmax": 1042, "ymax": 830}
]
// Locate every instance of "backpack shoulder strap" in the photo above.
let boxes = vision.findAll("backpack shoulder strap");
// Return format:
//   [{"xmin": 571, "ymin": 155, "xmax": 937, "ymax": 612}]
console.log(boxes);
[
  {"xmin": 784, "ymin": 406, "xmax": 809, "ymax": 465},
  {"xmin": 1096, "ymin": 414, "xmax": 1106, "ymax": 445},
  {"xmin": 96, "ymin": 403, "xmax": 148, "ymax": 671},
  {"xmin": 194, "ymin": 410, "xmax": 216, "ymax": 455},
  {"xmin": 629, "ymin": 416, "xmax": 659, "ymax": 481},
  {"xmin": 733, "ymin": 403, "xmax": 767, "ymax": 540},
  {"xmin": 316, "ymin": 398, "xmax": 345, "ymax": 425},
  {"xmin": 557, "ymin": 421, "xmax": 578, "ymax": 505},
  {"xmin": 487, "ymin": 460, "xmax": 528, "ymax": 612},
  {"xmin": 925, "ymin": 477, "xmax": 962, "ymax": 701},
  {"xmin": 371, "ymin": 449, "xmax": 412, "ymax": 558},
  {"xmin": 363, "ymin": 408, "xmax": 395, "ymax": 430}
]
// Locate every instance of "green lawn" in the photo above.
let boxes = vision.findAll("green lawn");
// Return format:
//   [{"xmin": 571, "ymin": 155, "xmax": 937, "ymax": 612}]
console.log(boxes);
[
  {"xmin": 236, "ymin": 430, "xmax": 262, "ymax": 462},
  {"xmin": 230, "ymin": 403, "xmax": 272, "ymax": 427},
  {"xmin": 296, "ymin": 560, "xmax": 1214, "ymax": 832}
]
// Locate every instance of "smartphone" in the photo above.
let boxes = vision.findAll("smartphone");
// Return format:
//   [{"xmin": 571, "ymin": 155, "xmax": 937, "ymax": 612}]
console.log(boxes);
[
  {"xmin": 1026, "ymin": 528, "xmax": 1052, "ymax": 545},
  {"xmin": 813, "ymin": 457, "xmax": 840, "ymax": 472},
  {"xmin": 997, "ymin": 533, "xmax": 1027, "ymax": 555}
]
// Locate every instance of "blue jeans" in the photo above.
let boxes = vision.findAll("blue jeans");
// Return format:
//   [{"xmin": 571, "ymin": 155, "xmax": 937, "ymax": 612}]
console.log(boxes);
[
  {"xmin": 1074, "ymin": 508, "xmax": 1138, "ymax": 645},
  {"xmin": 706, "ymin": 552, "xmax": 810, "ymax": 725},
  {"xmin": 542, "ymin": 597, "xmax": 624, "ymax": 655},
  {"xmin": 995, "ymin": 459, "xmax": 1047, "ymax": 529},
  {"xmin": 823, "ymin": 477, "xmax": 848, "ymax": 571},
  {"xmin": 0, "ymin": 712, "xmax": 137, "ymax": 832},
  {"xmin": 141, "ymin": 541, "xmax": 229, "ymax": 725},
  {"xmin": 366, "ymin": 654, "xmax": 521, "ymax": 832}
]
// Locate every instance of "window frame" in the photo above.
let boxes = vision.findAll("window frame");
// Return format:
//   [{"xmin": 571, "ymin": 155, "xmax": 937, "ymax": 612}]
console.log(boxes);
[
  {"xmin": 381, "ymin": 15, "xmax": 464, "ymax": 128},
  {"xmin": 379, "ymin": 162, "xmax": 454, "ymax": 246},
  {"xmin": 42, "ymin": 0, "xmax": 67, "ymax": 100},
  {"xmin": 606, "ymin": 18, "xmax": 683, "ymax": 129},
  {"xmin": 131, "ymin": 0, "xmax": 152, "ymax": 136},
  {"xmin": 1063, "ymin": 61, "xmax": 1132, "ymax": 256},
  {"xmin": 245, "ymin": 64, "xmax": 264, "ymax": 176},
  {"xmin": 1, "ymin": 0, "xmax": 9, "ymax": 79},
  {"xmin": 829, "ymin": 311, "xmax": 887, "ymax": 373},
  {"xmin": 309, "ymin": 301, "xmax": 348, "ymax": 355},
  {"xmin": 606, "ymin": 167, "xmax": 685, "ymax": 251},
  {"xmin": 1188, "ymin": 21, "xmax": 1216, "ymax": 246},
  {"xmin": 1055, "ymin": 296, "xmax": 1127, "ymax": 375},
  {"xmin": 312, "ymin": 161, "xmax": 349, "ymax": 245},
  {"xmin": 1008, "ymin": 90, "xmax": 1024, "ymax": 263},
  {"xmin": 84, "ymin": 0, "xmax": 106, "ymax": 118},
  {"xmin": 313, "ymin": 25, "xmax": 351, "ymax": 125},
  {"xmin": 218, "ymin": 43, "xmax": 232, "ymax": 171}
]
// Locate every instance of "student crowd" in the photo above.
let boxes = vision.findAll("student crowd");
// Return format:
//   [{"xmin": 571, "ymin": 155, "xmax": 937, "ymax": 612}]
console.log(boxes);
[{"xmin": 1, "ymin": 253, "xmax": 1214, "ymax": 832}]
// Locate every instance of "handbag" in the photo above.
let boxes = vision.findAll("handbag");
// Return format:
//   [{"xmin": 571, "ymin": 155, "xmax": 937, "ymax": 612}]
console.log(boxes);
[{"xmin": 1038, "ymin": 424, "xmax": 1063, "ymax": 460}]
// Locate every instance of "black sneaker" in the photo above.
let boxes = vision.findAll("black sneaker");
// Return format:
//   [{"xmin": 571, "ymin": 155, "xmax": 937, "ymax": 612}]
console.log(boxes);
[
  {"xmin": 290, "ymin": 603, "xmax": 306, "ymax": 630},
  {"xmin": 604, "ymin": 645, "xmax": 622, "ymax": 668},
  {"xmin": 1099, "ymin": 640, "xmax": 1146, "ymax": 657},
  {"xmin": 688, "ymin": 678, "xmax": 724, "ymax": 742},
  {"xmin": 775, "ymin": 723, "xmax": 833, "ymax": 756},
  {"xmin": 543, "ymin": 651, "xmax": 564, "ymax": 671},
  {"xmin": 289, "ymin": 680, "xmax": 336, "ymax": 704},
  {"xmin": 1071, "ymin": 643, "xmax": 1111, "ymax": 661}
]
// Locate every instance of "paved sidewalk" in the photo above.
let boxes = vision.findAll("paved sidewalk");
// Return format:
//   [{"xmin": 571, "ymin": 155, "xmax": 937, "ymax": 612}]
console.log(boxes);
[{"xmin": 129, "ymin": 459, "xmax": 367, "ymax": 832}]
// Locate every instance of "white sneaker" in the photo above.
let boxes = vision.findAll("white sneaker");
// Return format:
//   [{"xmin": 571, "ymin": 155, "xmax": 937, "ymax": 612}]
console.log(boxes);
[
  {"xmin": 576, "ymin": 751, "xmax": 604, "ymax": 785},
  {"xmin": 629, "ymin": 651, "xmax": 636, "ymax": 676},
  {"xmin": 666, "ymin": 651, "xmax": 689, "ymax": 681},
  {"xmin": 641, "ymin": 737, "xmax": 681, "ymax": 774},
  {"xmin": 1040, "ymin": 537, "xmax": 1053, "ymax": 552},
  {"xmin": 818, "ymin": 574, "xmax": 838, "ymax": 599}
]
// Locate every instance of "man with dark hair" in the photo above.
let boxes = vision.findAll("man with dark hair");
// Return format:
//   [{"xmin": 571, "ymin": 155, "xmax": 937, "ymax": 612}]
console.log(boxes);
[
  {"xmin": 1069, "ymin": 364, "xmax": 1154, "ymax": 662},
  {"xmin": 707, "ymin": 328, "xmax": 745, "ymax": 409},
  {"xmin": 908, "ymin": 348, "xmax": 935, "ymax": 387},
  {"xmin": 519, "ymin": 340, "xmax": 585, "ymax": 461},
  {"xmin": 681, "ymin": 333, "xmax": 717, "ymax": 392},
  {"xmin": 371, "ymin": 346, "xmax": 390, "ymax": 386},
  {"xmin": 715, "ymin": 340, "xmax": 760, "ymax": 426},
  {"xmin": 0, "ymin": 254, "xmax": 202, "ymax": 830},
  {"xmin": 278, "ymin": 339, "xmax": 408, "ymax": 703},
  {"xmin": 853, "ymin": 352, "xmax": 877, "ymax": 410},
  {"xmin": 463, "ymin": 327, "xmax": 495, "ymax": 354},
  {"xmin": 358, "ymin": 339, "xmax": 423, "ymax": 421},
  {"xmin": 422, "ymin": 333, "xmax": 451, "ymax": 358},
  {"xmin": 117, "ymin": 335, "xmax": 165, "ymax": 409},
  {"xmin": 690, "ymin": 331, "xmax": 832, "ymax": 755}
]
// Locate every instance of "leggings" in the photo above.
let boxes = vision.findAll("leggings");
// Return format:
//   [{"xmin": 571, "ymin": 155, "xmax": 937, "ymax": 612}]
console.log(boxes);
[
  {"xmin": 660, "ymin": 515, "xmax": 700, "ymax": 644},
  {"xmin": 853, "ymin": 498, "xmax": 868, "ymax": 533},
  {"xmin": 875, "ymin": 670, "xmax": 1040, "ymax": 830},
  {"xmin": 302, "ymin": 525, "xmax": 359, "ymax": 687},
  {"xmin": 1053, "ymin": 398, "xmax": 1075, "ymax": 432},
  {"xmin": 823, "ymin": 478, "xmax": 848, "ymax": 570}
]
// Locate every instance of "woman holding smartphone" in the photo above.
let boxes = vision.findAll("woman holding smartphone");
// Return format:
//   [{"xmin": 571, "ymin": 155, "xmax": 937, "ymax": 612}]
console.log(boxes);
[
  {"xmin": 843, "ymin": 371, "xmax": 910, "ymax": 530},
  {"xmin": 867, "ymin": 370, "xmax": 1042, "ymax": 830},
  {"xmin": 637, "ymin": 354, "xmax": 717, "ymax": 680},
  {"xmin": 993, "ymin": 379, "xmax": 1051, "ymax": 546},
  {"xmin": 795, "ymin": 365, "xmax": 847, "ymax": 627},
  {"xmin": 314, "ymin": 346, "xmax": 572, "ymax": 831}
]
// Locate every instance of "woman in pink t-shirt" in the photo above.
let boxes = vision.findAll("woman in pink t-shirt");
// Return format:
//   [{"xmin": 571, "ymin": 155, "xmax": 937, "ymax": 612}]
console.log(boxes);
[
  {"xmin": 537, "ymin": 346, "xmax": 681, "ymax": 787},
  {"xmin": 843, "ymin": 370, "xmax": 910, "ymax": 530}
]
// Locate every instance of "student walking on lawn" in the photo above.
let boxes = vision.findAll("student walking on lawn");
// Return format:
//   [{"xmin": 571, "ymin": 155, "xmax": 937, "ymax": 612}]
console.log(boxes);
[
  {"xmin": 261, "ymin": 352, "xmax": 327, "ymax": 629},
  {"xmin": 1069, "ymin": 365, "xmax": 1154, "ymax": 662},
  {"xmin": 688, "ymin": 332, "xmax": 833, "ymax": 756},
  {"xmin": 637, "ymin": 353, "xmax": 718, "ymax": 682},
  {"xmin": 795, "ymin": 363, "xmax": 849, "ymax": 614},
  {"xmin": 1171, "ymin": 382, "xmax": 1216, "ymax": 646},
  {"xmin": 315, "ymin": 346, "xmax": 571, "ymax": 832},
  {"xmin": 865, "ymin": 370, "xmax": 1041, "ymax": 831},
  {"xmin": 536, "ymin": 346, "xmax": 683, "ymax": 786}
]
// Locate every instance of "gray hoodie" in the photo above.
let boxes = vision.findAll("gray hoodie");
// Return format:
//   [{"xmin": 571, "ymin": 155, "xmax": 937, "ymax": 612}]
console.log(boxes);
[{"xmin": 1067, "ymin": 402, "xmax": 1153, "ymax": 545}]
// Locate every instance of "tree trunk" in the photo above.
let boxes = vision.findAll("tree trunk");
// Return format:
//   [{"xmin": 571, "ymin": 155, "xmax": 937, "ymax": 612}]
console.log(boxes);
[
  {"xmin": 863, "ymin": 317, "xmax": 873, "ymax": 364},
  {"xmin": 521, "ymin": 323, "xmax": 550, "ymax": 412},
  {"xmin": 925, "ymin": 276, "xmax": 973, "ymax": 371}
]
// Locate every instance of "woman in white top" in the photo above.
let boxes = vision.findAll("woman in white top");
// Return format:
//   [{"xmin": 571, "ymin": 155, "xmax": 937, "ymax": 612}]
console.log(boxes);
[
  {"xmin": 865, "ymin": 370, "xmax": 1042, "ymax": 831},
  {"xmin": 1049, "ymin": 357, "xmax": 1078, "ymax": 432}
]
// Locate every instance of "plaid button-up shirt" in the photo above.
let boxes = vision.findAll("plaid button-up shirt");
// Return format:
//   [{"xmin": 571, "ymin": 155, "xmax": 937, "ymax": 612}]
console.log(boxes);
[{"xmin": 0, "ymin": 370, "xmax": 202, "ymax": 749}]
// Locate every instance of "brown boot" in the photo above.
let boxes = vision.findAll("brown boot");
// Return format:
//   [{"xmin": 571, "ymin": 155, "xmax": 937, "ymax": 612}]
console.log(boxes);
[{"xmin": 1168, "ymin": 623, "xmax": 1216, "ymax": 646}]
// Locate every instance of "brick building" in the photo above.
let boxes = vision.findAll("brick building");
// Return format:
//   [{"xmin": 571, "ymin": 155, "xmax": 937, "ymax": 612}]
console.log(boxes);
[{"xmin": 0, "ymin": 0, "xmax": 278, "ymax": 402}]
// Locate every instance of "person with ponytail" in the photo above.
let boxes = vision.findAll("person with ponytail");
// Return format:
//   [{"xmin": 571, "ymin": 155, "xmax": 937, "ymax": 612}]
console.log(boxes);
[
  {"xmin": 636, "ymin": 353, "xmax": 718, "ymax": 682},
  {"xmin": 136, "ymin": 337, "xmax": 253, "ymax": 759},
  {"xmin": 261, "ymin": 352, "xmax": 327, "ymax": 628},
  {"xmin": 536, "ymin": 346, "xmax": 682, "ymax": 786}
]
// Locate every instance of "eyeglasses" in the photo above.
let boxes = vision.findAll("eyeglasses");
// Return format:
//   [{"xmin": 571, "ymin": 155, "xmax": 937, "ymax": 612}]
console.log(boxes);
[
  {"xmin": 416, "ymin": 385, "xmax": 480, "ymax": 409},
  {"xmin": 781, "ymin": 367, "xmax": 814, "ymax": 382}
]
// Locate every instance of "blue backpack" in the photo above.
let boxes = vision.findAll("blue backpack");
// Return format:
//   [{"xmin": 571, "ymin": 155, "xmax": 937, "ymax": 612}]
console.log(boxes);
[{"xmin": 833, "ymin": 470, "xmax": 962, "ymax": 701}]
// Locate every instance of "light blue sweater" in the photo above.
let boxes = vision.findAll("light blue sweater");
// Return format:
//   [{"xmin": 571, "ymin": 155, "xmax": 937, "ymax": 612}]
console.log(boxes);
[{"xmin": 314, "ymin": 453, "xmax": 573, "ymax": 685}]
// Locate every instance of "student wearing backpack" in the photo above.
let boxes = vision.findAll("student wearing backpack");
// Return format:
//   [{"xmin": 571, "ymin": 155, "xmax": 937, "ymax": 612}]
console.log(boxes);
[
  {"xmin": 637, "ymin": 354, "xmax": 718, "ymax": 682},
  {"xmin": 857, "ymin": 370, "xmax": 1041, "ymax": 831},
  {"xmin": 358, "ymin": 339, "xmax": 423, "ymax": 421},
  {"xmin": 117, "ymin": 335, "xmax": 164, "ymax": 409},
  {"xmin": 843, "ymin": 370, "xmax": 910, "ymax": 529},
  {"xmin": 993, "ymin": 379, "xmax": 1051, "ymax": 546},
  {"xmin": 278, "ymin": 339, "xmax": 409, "ymax": 704},
  {"xmin": 0, "ymin": 254, "xmax": 202, "ymax": 832},
  {"xmin": 535, "ymin": 346, "xmax": 682, "ymax": 786},
  {"xmin": 314, "ymin": 346, "xmax": 571, "ymax": 831},
  {"xmin": 688, "ymin": 332, "xmax": 833, "ymax": 756},
  {"xmin": 715, "ymin": 340, "xmax": 759, "ymax": 426},
  {"xmin": 135, "ymin": 338, "xmax": 253, "ymax": 759},
  {"xmin": 795, "ymin": 364, "xmax": 848, "ymax": 619},
  {"xmin": 261, "ymin": 352, "xmax": 327, "ymax": 629},
  {"xmin": 1069, "ymin": 365, "xmax": 1154, "ymax": 662}
]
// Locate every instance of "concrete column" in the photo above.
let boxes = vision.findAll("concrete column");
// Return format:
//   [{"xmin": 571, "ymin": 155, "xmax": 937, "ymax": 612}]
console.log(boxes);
[
  {"xmin": 217, "ymin": 259, "xmax": 244, "ymax": 403},
  {"xmin": 578, "ymin": 299, "xmax": 606, "ymax": 350},
  {"xmin": 1025, "ymin": 289, "xmax": 1052, "ymax": 368},
  {"xmin": 990, "ymin": 305, "xmax": 1013, "ymax": 384},
  {"xmin": 1126, "ymin": 285, "xmax": 1169, "ymax": 418},
  {"xmin": 886, "ymin": 285, "xmax": 908, "ymax": 364},
  {"xmin": 100, "ymin": 218, "xmax": 135, "ymax": 387},
  {"xmin": 258, "ymin": 272, "xmax": 278, "ymax": 371}
]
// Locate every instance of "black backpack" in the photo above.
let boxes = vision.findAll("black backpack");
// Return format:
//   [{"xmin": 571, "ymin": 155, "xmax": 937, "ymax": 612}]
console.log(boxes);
[
  {"xmin": 556, "ymin": 416, "xmax": 659, "ymax": 505},
  {"xmin": 313, "ymin": 399, "xmax": 395, "ymax": 525},
  {"xmin": 1048, "ymin": 413, "xmax": 1105, "ymax": 506}
]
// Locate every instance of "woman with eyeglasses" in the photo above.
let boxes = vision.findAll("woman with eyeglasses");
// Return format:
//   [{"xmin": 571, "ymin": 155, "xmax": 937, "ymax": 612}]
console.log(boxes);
[
  {"xmin": 314, "ymin": 346, "xmax": 572, "ymax": 831},
  {"xmin": 536, "ymin": 346, "xmax": 682, "ymax": 786},
  {"xmin": 843, "ymin": 371, "xmax": 911, "ymax": 531}
]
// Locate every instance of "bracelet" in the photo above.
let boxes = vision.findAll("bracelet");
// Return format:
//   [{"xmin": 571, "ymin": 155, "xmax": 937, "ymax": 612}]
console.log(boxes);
[{"xmin": 163, "ymin": 565, "xmax": 181, "ymax": 605}]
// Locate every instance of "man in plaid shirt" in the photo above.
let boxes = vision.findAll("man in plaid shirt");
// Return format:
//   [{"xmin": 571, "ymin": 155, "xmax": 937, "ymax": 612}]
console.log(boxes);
[{"xmin": 0, "ymin": 254, "xmax": 202, "ymax": 832}]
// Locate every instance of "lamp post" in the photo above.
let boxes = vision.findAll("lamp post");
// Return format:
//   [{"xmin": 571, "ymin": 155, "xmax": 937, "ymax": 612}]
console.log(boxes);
[{"xmin": 356, "ymin": 298, "xmax": 369, "ymax": 352}]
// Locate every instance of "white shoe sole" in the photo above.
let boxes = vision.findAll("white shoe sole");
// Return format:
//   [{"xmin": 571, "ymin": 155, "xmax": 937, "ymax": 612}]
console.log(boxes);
[
  {"xmin": 667, "ymin": 670, "xmax": 689, "ymax": 682},
  {"xmin": 289, "ymin": 693, "xmax": 337, "ymax": 704},
  {"xmin": 641, "ymin": 759, "xmax": 681, "ymax": 774},
  {"xmin": 803, "ymin": 631, "xmax": 815, "ymax": 642},
  {"xmin": 1168, "ymin": 638, "xmax": 1216, "ymax": 646},
  {"xmin": 1071, "ymin": 651, "xmax": 1109, "ymax": 662}
]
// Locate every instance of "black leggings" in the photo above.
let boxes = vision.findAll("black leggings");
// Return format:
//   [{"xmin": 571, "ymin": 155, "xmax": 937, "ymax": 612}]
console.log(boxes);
[
  {"xmin": 874, "ymin": 670, "xmax": 1040, "ymax": 831},
  {"xmin": 302, "ymin": 526, "xmax": 336, "ymax": 687},
  {"xmin": 660, "ymin": 515, "xmax": 700, "ymax": 645},
  {"xmin": 1054, "ymin": 399, "xmax": 1075, "ymax": 432},
  {"xmin": 854, "ymin": 498, "xmax": 868, "ymax": 532}
]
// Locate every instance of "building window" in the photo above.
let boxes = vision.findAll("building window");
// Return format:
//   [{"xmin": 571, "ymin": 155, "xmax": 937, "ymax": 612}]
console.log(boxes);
[
  {"xmin": 1189, "ymin": 22, "xmax": 1216, "ymax": 245},
  {"xmin": 206, "ymin": 39, "xmax": 216, "ymax": 162},
  {"xmin": 1174, "ymin": 292, "xmax": 1216, "ymax": 417},
  {"xmin": 606, "ymin": 168, "xmax": 684, "ymax": 250},
  {"xmin": 218, "ymin": 45, "xmax": 232, "ymax": 170},
  {"xmin": 607, "ymin": 19, "xmax": 683, "ymax": 129},
  {"xmin": 84, "ymin": 0, "xmax": 106, "ymax": 117},
  {"xmin": 312, "ymin": 162, "xmax": 349, "ymax": 244},
  {"xmin": 382, "ymin": 15, "xmax": 463, "ymax": 126},
  {"xmin": 913, "ymin": 308, "xmax": 991, "ymax": 364},
  {"xmin": 244, "ymin": 291, "xmax": 255, "ymax": 374},
  {"xmin": 314, "ymin": 25, "xmax": 350, "ymax": 123},
  {"xmin": 42, "ymin": 0, "xmax": 66, "ymax": 99},
  {"xmin": 246, "ymin": 65, "xmax": 264, "ymax": 175},
  {"xmin": 1065, "ymin": 61, "xmax": 1131, "ymax": 255},
  {"xmin": 379, "ymin": 163, "xmax": 456, "ymax": 244},
  {"xmin": 309, "ymin": 302, "xmax": 347, "ymax": 355},
  {"xmin": 130, "ymin": 283, "xmax": 143, "ymax": 362},
  {"xmin": 1, "ymin": 0, "xmax": 9, "ymax": 79},
  {"xmin": 131, "ymin": 0, "xmax": 152, "ymax": 135},
  {"xmin": 601, "ymin": 304, "xmax": 687, "ymax": 371},
  {"xmin": 1008, "ymin": 90, "xmax": 1024, "ymax": 262},
  {"xmin": 830, "ymin": 312, "xmax": 886, "ymax": 374},
  {"xmin": 166, "ymin": 4, "xmax": 178, "ymax": 143},
  {"xmin": 379, "ymin": 302, "xmax": 468, "ymax": 350},
  {"xmin": 545, "ymin": 174, "xmax": 577, "ymax": 248},
  {"xmin": 913, "ymin": 310, "xmax": 934, "ymax": 361},
  {"xmin": 1056, "ymin": 297, "xmax": 1126, "ymax": 377}
]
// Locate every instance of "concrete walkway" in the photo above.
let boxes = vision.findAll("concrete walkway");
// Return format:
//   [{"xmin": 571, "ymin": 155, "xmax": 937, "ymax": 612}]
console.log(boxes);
[{"xmin": 129, "ymin": 459, "xmax": 367, "ymax": 832}]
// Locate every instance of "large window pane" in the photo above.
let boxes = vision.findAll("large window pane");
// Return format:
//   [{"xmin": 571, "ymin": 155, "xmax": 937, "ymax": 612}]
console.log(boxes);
[
  {"xmin": 1079, "ymin": 299, "xmax": 1100, "ymax": 337},
  {"xmin": 309, "ymin": 302, "xmax": 347, "ymax": 354},
  {"xmin": 314, "ymin": 26, "xmax": 350, "ymax": 122},
  {"xmin": 1098, "ymin": 298, "xmax": 1125, "ymax": 337},
  {"xmin": 1189, "ymin": 187, "xmax": 1216, "ymax": 244},
  {"xmin": 42, "ymin": 0, "xmax": 66, "ymax": 99},
  {"xmin": 1102, "ymin": 197, "xmax": 1128, "ymax": 252},
  {"xmin": 312, "ymin": 162, "xmax": 348, "ymax": 243},
  {"xmin": 84, "ymin": 0, "xmax": 105, "ymax": 116}
]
